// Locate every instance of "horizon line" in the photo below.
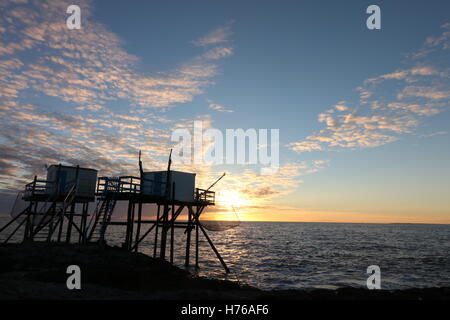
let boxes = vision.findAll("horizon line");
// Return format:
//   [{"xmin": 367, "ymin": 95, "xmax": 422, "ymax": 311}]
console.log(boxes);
[{"xmin": 1, "ymin": 214, "xmax": 447, "ymax": 226}]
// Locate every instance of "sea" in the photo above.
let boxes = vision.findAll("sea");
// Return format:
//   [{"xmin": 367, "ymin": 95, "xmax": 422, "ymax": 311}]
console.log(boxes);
[{"xmin": 1, "ymin": 217, "xmax": 450, "ymax": 290}]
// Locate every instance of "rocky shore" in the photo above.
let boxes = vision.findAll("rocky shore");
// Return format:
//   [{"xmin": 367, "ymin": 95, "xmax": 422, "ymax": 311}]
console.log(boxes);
[{"xmin": 0, "ymin": 243, "xmax": 448, "ymax": 300}]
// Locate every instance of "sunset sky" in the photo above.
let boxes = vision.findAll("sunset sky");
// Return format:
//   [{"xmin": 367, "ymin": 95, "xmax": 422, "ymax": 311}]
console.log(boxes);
[{"xmin": 0, "ymin": 0, "xmax": 449, "ymax": 223}]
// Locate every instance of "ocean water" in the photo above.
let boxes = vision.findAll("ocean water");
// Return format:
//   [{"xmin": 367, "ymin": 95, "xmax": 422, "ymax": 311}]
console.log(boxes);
[
  {"xmin": 1, "ymin": 217, "xmax": 450, "ymax": 290},
  {"xmin": 97, "ymin": 221, "xmax": 450, "ymax": 290}
]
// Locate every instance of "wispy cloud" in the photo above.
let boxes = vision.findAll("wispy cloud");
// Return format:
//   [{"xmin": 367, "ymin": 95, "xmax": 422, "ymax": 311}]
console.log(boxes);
[
  {"xmin": 288, "ymin": 23, "xmax": 450, "ymax": 153},
  {"xmin": 0, "ymin": 0, "xmax": 234, "ymax": 110},
  {"xmin": 208, "ymin": 101, "xmax": 234, "ymax": 113},
  {"xmin": 202, "ymin": 46, "xmax": 234, "ymax": 60},
  {"xmin": 192, "ymin": 21, "xmax": 234, "ymax": 47},
  {"xmin": 419, "ymin": 131, "xmax": 448, "ymax": 138},
  {"xmin": 0, "ymin": 0, "xmax": 237, "ymax": 192}
]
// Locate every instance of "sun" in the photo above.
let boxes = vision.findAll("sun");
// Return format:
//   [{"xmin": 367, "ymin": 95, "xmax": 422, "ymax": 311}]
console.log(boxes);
[{"xmin": 217, "ymin": 189, "xmax": 250, "ymax": 208}]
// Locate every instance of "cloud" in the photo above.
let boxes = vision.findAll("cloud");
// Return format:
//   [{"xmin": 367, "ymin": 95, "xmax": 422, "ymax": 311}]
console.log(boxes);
[
  {"xmin": 335, "ymin": 102, "xmax": 348, "ymax": 112},
  {"xmin": 397, "ymin": 86, "xmax": 450, "ymax": 100},
  {"xmin": 0, "ymin": 0, "xmax": 234, "ymax": 110},
  {"xmin": 208, "ymin": 102, "xmax": 234, "ymax": 113},
  {"xmin": 419, "ymin": 131, "xmax": 448, "ymax": 138},
  {"xmin": 202, "ymin": 46, "xmax": 234, "ymax": 60},
  {"xmin": 0, "ymin": 0, "xmax": 240, "ymax": 193},
  {"xmin": 289, "ymin": 23, "xmax": 450, "ymax": 153},
  {"xmin": 192, "ymin": 21, "xmax": 233, "ymax": 47},
  {"xmin": 424, "ymin": 22, "xmax": 450, "ymax": 49},
  {"xmin": 207, "ymin": 160, "xmax": 329, "ymax": 214}
]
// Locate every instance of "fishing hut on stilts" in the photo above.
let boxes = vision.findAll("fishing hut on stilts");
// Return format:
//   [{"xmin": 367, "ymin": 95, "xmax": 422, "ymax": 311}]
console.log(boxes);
[{"xmin": 0, "ymin": 150, "xmax": 230, "ymax": 273}]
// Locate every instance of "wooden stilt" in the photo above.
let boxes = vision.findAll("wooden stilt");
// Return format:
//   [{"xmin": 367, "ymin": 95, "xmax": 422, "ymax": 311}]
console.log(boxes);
[
  {"xmin": 57, "ymin": 207, "xmax": 64, "ymax": 242},
  {"xmin": 160, "ymin": 204, "xmax": 169, "ymax": 259},
  {"xmin": 131, "ymin": 205, "xmax": 183, "ymax": 252},
  {"xmin": 79, "ymin": 202, "xmax": 88, "ymax": 244},
  {"xmin": 47, "ymin": 218, "xmax": 53, "ymax": 242},
  {"xmin": 185, "ymin": 206, "xmax": 193, "ymax": 267},
  {"xmin": 23, "ymin": 201, "xmax": 33, "ymax": 242},
  {"xmin": 194, "ymin": 209, "xmax": 230, "ymax": 273},
  {"xmin": 23, "ymin": 177, "xmax": 37, "ymax": 242},
  {"xmin": 134, "ymin": 202, "xmax": 143, "ymax": 252},
  {"xmin": 65, "ymin": 203, "xmax": 75, "ymax": 243},
  {"xmin": 30, "ymin": 201, "xmax": 38, "ymax": 237},
  {"xmin": 170, "ymin": 182, "xmax": 175, "ymax": 264},
  {"xmin": 153, "ymin": 204, "xmax": 160, "ymax": 258},
  {"xmin": 130, "ymin": 202, "xmax": 136, "ymax": 250},
  {"xmin": 125, "ymin": 200, "xmax": 135, "ymax": 250},
  {"xmin": 195, "ymin": 206, "xmax": 199, "ymax": 268},
  {"xmin": 66, "ymin": 166, "xmax": 79, "ymax": 243}
]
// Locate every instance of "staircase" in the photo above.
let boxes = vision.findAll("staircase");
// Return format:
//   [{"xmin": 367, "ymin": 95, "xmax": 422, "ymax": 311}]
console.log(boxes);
[
  {"xmin": 86, "ymin": 177, "xmax": 119, "ymax": 243},
  {"xmin": 88, "ymin": 198, "xmax": 117, "ymax": 242}
]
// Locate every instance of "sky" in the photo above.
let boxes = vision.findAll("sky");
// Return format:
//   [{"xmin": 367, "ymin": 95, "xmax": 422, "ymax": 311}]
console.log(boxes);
[{"xmin": 0, "ymin": 0, "xmax": 449, "ymax": 223}]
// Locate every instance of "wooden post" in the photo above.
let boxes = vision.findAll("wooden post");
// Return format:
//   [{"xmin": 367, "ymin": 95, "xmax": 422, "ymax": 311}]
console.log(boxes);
[
  {"xmin": 77, "ymin": 203, "xmax": 82, "ymax": 244},
  {"xmin": 185, "ymin": 206, "xmax": 193, "ymax": 267},
  {"xmin": 30, "ymin": 200, "xmax": 38, "ymax": 237},
  {"xmin": 65, "ymin": 203, "xmax": 75, "ymax": 243},
  {"xmin": 160, "ymin": 204, "xmax": 169, "ymax": 259},
  {"xmin": 153, "ymin": 204, "xmax": 160, "ymax": 258},
  {"xmin": 57, "ymin": 205, "xmax": 64, "ymax": 242},
  {"xmin": 130, "ymin": 201, "xmax": 136, "ymax": 250},
  {"xmin": 198, "ymin": 222, "xmax": 230, "ymax": 273},
  {"xmin": 134, "ymin": 202, "xmax": 143, "ymax": 252},
  {"xmin": 47, "ymin": 217, "xmax": 53, "ymax": 243},
  {"xmin": 23, "ymin": 177, "xmax": 37, "ymax": 242},
  {"xmin": 125, "ymin": 201, "xmax": 130, "ymax": 249},
  {"xmin": 23, "ymin": 202, "xmax": 33, "ymax": 242},
  {"xmin": 195, "ymin": 206, "xmax": 199, "ymax": 268},
  {"xmin": 194, "ymin": 207, "xmax": 230, "ymax": 273},
  {"xmin": 65, "ymin": 166, "xmax": 79, "ymax": 243},
  {"xmin": 83, "ymin": 202, "xmax": 89, "ymax": 243},
  {"xmin": 79, "ymin": 202, "xmax": 88, "ymax": 244},
  {"xmin": 125, "ymin": 200, "xmax": 135, "ymax": 250},
  {"xmin": 170, "ymin": 182, "xmax": 175, "ymax": 264}
]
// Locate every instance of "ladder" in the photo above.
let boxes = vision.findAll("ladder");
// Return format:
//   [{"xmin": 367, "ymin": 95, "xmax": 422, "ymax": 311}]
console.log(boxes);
[
  {"xmin": 86, "ymin": 177, "xmax": 119, "ymax": 242},
  {"xmin": 88, "ymin": 198, "xmax": 117, "ymax": 242}
]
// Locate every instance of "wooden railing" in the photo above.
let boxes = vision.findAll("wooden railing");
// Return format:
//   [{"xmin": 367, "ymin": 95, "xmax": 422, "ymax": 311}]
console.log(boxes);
[
  {"xmin": 195, "ymin": 188, "xmax": 215, "ymax": 204},
  {"xmin": 97, "ymin": 177, "xmax": 123, "ymax": 193},
  {"xmin": 116, "ymin": 176, "xmax": 141, "ymax": 193},
  {"xmin": 24, "ymin": 179, "xmax": 52, "ymax": 197},
  {"xmin": 96, "ymin": 176, "xmax": 166, "ymax": 195},
  {"xmin": 96, "ymin": 177, "xmax": 215, "ymax": 204},
  {"xmin": 24, "ymin": 178, "xmax": 77, "ymax": 198}
]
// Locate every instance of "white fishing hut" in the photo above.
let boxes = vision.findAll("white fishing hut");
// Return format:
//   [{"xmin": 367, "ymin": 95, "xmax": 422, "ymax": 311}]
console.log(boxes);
[
  {"xmin": 141, "ymin": 170, "xmax": 195, "ymax": 202},
  {"xmin": 46, "ymin": 164, "xmax": 98, "ymax": 201}
]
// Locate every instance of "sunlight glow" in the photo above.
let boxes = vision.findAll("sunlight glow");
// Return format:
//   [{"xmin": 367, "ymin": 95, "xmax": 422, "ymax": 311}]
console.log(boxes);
[{"xmin": 217, "ymin": 190, "xmax": 251, "ymax": 208}]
